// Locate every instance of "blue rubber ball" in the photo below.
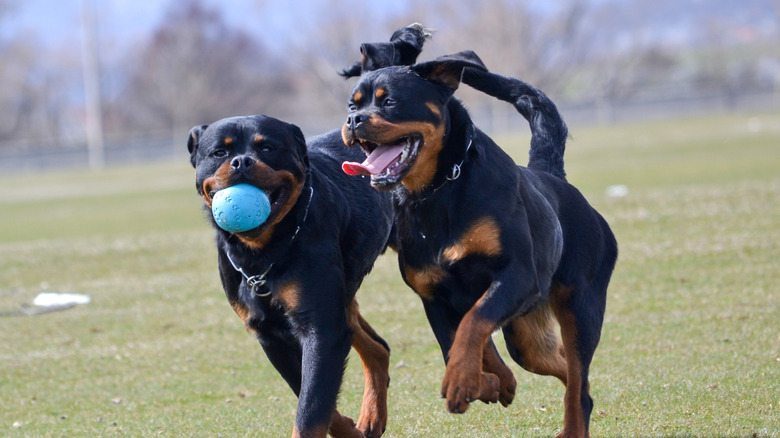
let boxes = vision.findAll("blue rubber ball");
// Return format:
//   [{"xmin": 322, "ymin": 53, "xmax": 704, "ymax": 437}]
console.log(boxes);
[{"xmin": 211, "ymin": 183, "xmax": 271, "ymax": 233}]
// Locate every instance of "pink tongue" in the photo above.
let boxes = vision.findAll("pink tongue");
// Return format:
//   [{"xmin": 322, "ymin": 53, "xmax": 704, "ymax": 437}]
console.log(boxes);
[{"xmin": 342, "ymin": 143, "xmax": 405, "ymax": 176}]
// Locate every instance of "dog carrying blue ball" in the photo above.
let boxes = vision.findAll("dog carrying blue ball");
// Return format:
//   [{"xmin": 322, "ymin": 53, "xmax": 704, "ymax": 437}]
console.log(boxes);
[
  {"xmin": 211, "ymin": 183, "xmax": 271, "ymax": 233},
  {"xmin": 187, "ymin": 111, "xmax": 399, "ymax": 437}
]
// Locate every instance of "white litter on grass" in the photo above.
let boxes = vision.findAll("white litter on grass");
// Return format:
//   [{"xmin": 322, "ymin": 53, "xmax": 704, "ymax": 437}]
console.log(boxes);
[
  {"xmin": 606, "ymin": 184, "xmax": 629, "ymax": 198},
  {"xmin": 33, "ymin": 292, "xmax": 91, "ymax": 307}
]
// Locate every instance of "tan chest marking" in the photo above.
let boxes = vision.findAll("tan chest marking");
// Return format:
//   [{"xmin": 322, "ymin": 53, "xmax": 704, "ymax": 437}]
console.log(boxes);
[
  {"xmin": 442, "ymin": 217, "xmax": 502, "ymax": 262},
  {"xmin": 274, "ymin": 280, "xmax": 300, "ymax": 311},
  {"xmin": 404, "ymin": 265, "xmax": 447, "ymax": 300}
]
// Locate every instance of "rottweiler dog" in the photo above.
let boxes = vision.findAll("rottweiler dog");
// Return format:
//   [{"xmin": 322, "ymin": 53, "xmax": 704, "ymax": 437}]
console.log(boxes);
[
  {"xmin": 341, "ymin": 51, "xmax": 618, "ymax": 438},
  {"xmin": 187, "ymin": 24, "xmax": 430, "ymax": 438}
]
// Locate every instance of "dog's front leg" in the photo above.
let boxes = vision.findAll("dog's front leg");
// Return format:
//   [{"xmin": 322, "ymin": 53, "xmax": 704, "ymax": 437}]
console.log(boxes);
[
  {"xmin": 439, "ymin": 301, "xmax": 501, "ymax": 414},
  {"xmin": 482, "ymin": 338, "xmax": 516, "ymax": 407},
  {"xmin": 292, "ymin": 312, "xmax": 356, "ymax": 438},
  {"xmin": 441, "ymin": 268, "xmax": 539, "ymax": 414}
]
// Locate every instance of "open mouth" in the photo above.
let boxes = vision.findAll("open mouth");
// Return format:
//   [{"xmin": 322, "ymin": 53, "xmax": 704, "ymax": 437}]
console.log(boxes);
[
  {"xmin": 265, "ymin": 185, "xmax": 289, "ymax": 219},
  {"xmin": 206, "ymin": 181, "xmax": 292, "ymax": 233},
  {"xmin": 342, "ymin": 135, "xmax": 421, "ymax": 187}
]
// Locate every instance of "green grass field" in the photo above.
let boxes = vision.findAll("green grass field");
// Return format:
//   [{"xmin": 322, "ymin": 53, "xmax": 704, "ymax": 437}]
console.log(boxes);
[{"xmin": 1, "ymin": 111, "xmax": 778, "ymax": 437}]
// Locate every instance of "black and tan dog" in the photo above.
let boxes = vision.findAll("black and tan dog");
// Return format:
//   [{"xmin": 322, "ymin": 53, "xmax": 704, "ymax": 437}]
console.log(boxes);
[
  {"xmin": 187, "ymin": 25, "xmax": 430, "ymax": 438},
  {"xmin": 341, "ymin": 51, "xmax": 618, "ymax": 437}
]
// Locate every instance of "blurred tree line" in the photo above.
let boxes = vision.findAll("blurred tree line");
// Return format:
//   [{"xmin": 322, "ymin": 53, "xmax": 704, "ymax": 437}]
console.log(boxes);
[{"xmin": 0, "ymin": 0, "xmax": 778, "ymax": 152}]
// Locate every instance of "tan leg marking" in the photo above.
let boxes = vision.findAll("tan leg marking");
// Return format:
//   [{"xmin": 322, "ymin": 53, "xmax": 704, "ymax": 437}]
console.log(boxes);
[{"xmin": 347, "ymin": 300, "xmax": 389, "ymax": 437}]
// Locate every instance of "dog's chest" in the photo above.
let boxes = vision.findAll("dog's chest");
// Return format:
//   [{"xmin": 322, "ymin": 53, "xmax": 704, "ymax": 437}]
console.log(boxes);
[
  {"xmin": 395, "ymin": 203, "xmax": 451, "ymax": 263},
  {"xmin": 396, "ymin": 206, "xmax": 500, "ymax": 300}
]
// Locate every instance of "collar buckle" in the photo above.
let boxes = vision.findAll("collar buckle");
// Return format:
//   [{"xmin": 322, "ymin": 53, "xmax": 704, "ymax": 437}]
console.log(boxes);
[
  {"xmin": 247, "ymin": 265, "xmax": 272, "ymax": 297},
  {"xmin": 224, "ymin": 185, "xmax": 314, "ymax": 300}
]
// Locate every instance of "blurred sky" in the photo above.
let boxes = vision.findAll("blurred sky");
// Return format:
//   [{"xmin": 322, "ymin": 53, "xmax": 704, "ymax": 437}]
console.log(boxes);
[
  {"xmin": 0, "ymin": 0, "xmax": 412, "ymax": 50},
  {"xmin": 6, "ymin": 0, "xmax": 777, "ymax": 57},
  {"xmin": 2, "ymin": 1, "xmax": 268, "ymax": 49},
  {"xmin": 2, "ymin": 0, "xmax": 162, "ymax": 44}
]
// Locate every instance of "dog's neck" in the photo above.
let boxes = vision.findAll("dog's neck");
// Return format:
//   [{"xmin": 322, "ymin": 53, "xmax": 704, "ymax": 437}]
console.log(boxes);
[
  {"xmin": 441, "ymin": 99, "xmax": 475, "ymax": 167},
  {"xmin": 396, "ymin": 99, "xmax": 475, "ymax": 203},
  {"xmin": 220, "ymin": 176, "xmax": 314, "ymax": 297},
  {"xmin": 223, "ymin": 169, "xmax": 313, "ymax": 256}
]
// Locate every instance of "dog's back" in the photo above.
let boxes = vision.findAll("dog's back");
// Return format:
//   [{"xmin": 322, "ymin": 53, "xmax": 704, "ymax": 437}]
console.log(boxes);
[
  {"xmin": 308, "ymin": 130, "xmax": 395, "ymax": 292},
  {"xmin": 465, "ymin": 67, "xmax": 619, "ymax": 436},
  {"xmin": 464, "ymin": 66, "xmax": 618, "ymax": 296}
]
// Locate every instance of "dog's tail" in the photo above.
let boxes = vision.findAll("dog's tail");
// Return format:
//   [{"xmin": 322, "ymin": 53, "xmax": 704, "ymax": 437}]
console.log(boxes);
[{"xmin": 462, "ymin": 69, "xmax": 568, "ymax": 180}]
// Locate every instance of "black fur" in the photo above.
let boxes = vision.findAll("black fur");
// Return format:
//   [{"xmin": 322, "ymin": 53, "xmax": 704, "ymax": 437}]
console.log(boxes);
[
  {"xmin": 185, "ymin": 24, "xmax": 431, "ymax": 438},
  {"xmin": 462, "ymin": 68, "xmax": 569, "ymax": 180},
  {"xmin": 188, "ymin": 116, "xmax": 392, "ymax": 437},
  {"xmin": 341, "ymin": 51, "xmax": 617, "ymax": 438}
]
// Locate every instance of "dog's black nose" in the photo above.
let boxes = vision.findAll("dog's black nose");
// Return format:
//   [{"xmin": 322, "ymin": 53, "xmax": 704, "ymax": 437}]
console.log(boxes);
[
  {"xmin": 346, "ymin": 113, "xmax": 368, "ymax": 130},
  {"xmin": 231, "ymin": 155, "xmax": 255, "ymax": 171}
]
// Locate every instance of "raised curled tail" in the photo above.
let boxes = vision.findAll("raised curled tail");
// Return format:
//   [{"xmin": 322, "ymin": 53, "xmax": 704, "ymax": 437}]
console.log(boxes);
[{"xmin": 462, "ymin": 68, "xmax": 568, "ymax": 180}]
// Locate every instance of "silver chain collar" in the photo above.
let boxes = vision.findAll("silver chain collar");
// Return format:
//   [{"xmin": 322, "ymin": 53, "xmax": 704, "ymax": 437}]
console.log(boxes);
[
  {"xmin": 411, "ymin": 127, "xmax": 474, "ymax": 202},
  {"xmin": 224, "ymin": 185, "xmax": 313, "ymax": 298}
]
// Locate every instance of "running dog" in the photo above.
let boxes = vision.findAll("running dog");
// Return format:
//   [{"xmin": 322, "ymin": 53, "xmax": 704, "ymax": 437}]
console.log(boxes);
[
  {"xmin": 341, "ymin": 51, "xmax": 617, "ymax": 438},
  {"xmin": 187, "ymin": 24, "xmax": 429, "ymax": 438}
]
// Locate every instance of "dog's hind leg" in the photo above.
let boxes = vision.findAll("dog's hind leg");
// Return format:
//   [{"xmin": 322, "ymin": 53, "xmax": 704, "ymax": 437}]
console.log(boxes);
[
  {"xmin": 347, "ymin": 300, "xmax": 390, "ymax": 438},
  {"xmin": 550, "ymin": 281, "xmax": 606, "ymax": 438},
  {"xmin": 501, "ymin": 301, "xmax": 568, "ymax": 385}
]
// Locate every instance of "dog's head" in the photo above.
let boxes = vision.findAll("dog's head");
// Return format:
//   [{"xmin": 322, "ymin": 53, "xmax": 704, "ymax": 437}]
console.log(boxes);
[
  {"xmin": 341, "ymin": 51, "xmax": 487, "ymax": 192},
  {"xmin": 188, "ymin": 115, "xmax": 308, "ymax": 248}
]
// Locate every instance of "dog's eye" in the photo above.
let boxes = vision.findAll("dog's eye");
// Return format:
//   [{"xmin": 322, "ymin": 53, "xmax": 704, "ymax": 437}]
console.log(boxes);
[
  {"xmin": 383, "ymin": 99, "xmax": 397, "ymax": 108},
  {"xmin": 347, "ymin": 103, "xmax": 357, "ymax": 112},
  {"xmin": 260, "ymin": 146, "xmax": 272, "ymax": 153},
  {"xmin": 212, "ymin": 149, "xmax": 228, "ymax": 158}
]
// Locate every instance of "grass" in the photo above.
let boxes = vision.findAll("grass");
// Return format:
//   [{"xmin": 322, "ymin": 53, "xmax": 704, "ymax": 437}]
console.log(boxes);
[{"xmin": 1, "ymin": 110, "xmax": 779, "ymax": 437}]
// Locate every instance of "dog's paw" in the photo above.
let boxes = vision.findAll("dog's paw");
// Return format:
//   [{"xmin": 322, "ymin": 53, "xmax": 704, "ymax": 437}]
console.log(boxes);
[
  {"xmin": 329, "ymin": 413, "xmax": 366, "ymax": 438},
  {"xmin": 441, "ymin": 364, "xmax": 499, "ymax": 413},
  {"xmin": 355, "ymin": 369, "xmax": 388, "ymax": 437},
  {"xmin": 476, "ymin": 372, "xmax": 501, "ymax": 405},
  {"xmin": 441, "ymin": 364, "xmax": 475, "ymax": 413},
  {"xmin": 356, "ymin": 408, "xmax": 386, "ymax": 438},
  {"xmin": 496, "ymin": 369, "xmax": 517, "ymax": 407},
  {"xmin": 481, "ymin": 347, "xmax": 517, "ymax": 407}
]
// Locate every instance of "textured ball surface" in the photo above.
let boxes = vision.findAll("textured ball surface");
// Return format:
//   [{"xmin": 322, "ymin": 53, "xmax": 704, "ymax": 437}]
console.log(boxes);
[{"xmin": 211, "ymin": 183, "xmax": 271, "ymax": 233}]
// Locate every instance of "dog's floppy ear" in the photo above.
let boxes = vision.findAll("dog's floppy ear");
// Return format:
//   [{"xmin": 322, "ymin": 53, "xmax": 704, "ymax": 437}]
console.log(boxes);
[
  {"xmin": 359, "ymin": 42, "xmax": 396, "ymax": 72},
  {"xmin": 340, "ymin": 23, "xmax": 431, "ymax": 78},
  {"xmin": 187, "ymin": 124, "xmax": 208, "ymax": 168},
  {"xmin": 287, "ymin": 122, "xmax": 310, "ymax": 169},
  {"xmin": 411, "ymin": 50, "xmax": 488, "ymax": 91},
  {"xmin": 340, "ymin": 42, "xmax": 393, "ymax": 78}
]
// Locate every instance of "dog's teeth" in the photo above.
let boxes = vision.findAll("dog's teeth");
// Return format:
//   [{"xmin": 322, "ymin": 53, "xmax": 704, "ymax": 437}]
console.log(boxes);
[{"xmin": 400, "ymin": 147, "xmax": 409, "ymax": 163}]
